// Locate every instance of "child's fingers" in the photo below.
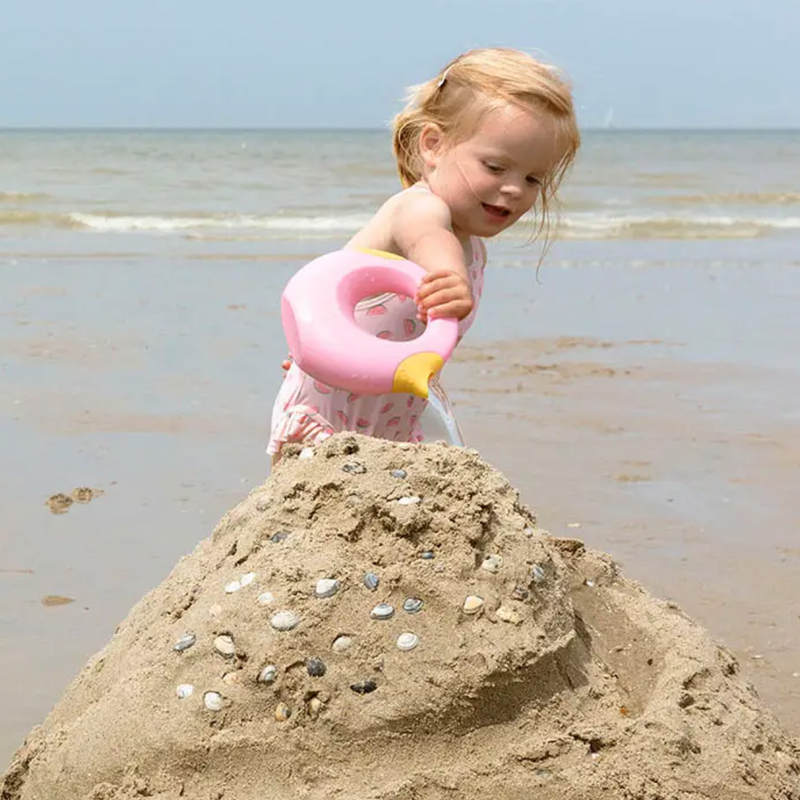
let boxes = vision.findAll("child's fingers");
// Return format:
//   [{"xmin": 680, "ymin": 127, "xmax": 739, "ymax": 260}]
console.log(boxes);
[
  {"xmin": 427, "ymin": 300, "xmax": 469, "ymax": 320},
  {"xmin": 416, "ymin": 280, "xmax": 465, "ymax": 306}
]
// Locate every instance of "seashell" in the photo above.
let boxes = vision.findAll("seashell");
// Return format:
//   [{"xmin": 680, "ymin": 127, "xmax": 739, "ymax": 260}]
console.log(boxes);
[
  {"xmin": 532, "ymin": 564, "xmax": 546, "ymax": 584},
  {"xmin": 403, "ymin": 597, "xmax": 424, "ymax": 614},
  {"xmin": 390, "ymin": 469, "xmax": 407, "ymax": 479},
  {"xmin": 584, "ymin": 579, "xmax": 595, "ymax": 588},
  {"xmin": 511, "ymin": 586, "xmax": 530, "ymax": 601},
  {"xmin": 270, "ymin": 531, "xmax": 289, "ymax": 544},
  {"xmin": 173, "ymin": 633, "xmax": 196, "ymax": 652},
  {"xmin": 306, "ymin": 657, "xmax": 326, "ymax": 677},
  {"xmin": 463, "ymin": 596, "xmax": 484, "ymax": 615},
  {"xmin": 496, "ymin": 606, "xmax": 522, "ymax": 625},
  {"xmin": 420, "ymin": 551, "xmax": 435, "ymax": 560},
  {"xmin": 299, "ymin": 447, "xmax": 314, "ymax": 460},
  {"xmin": 350, "ymin": 679, "xmax": 377, "ymax": 695},
  {"xmin": 370, "ymin": 603, "xmax": 394, "ymax": 620},
  {"xmin": 481, "ymin": 554, "xmax": 503, "ymax": 573},
  {"xmin": 257, "ymin": 591, "xmax": 275, "ymax": 606},
  {"xmin": 397, "ymin": 496, "xmax": 421, "ymax": 505},
  {"xmin": 214, "ymin": 634, "xmax": 236, "ymax": 658},
  {"xmin": 203, "ymin": 691, "xmax": 224, "ymax": 712},
  {"xmin": 275, "ymin": 702, "xmax": 292, "ymax": 722},
  {"xmin": 307, "ymin": 696, "xmax": 324, "ymax": 719},
  {"xmin": 396, "ymin": 632, "xmax": 419, "ymax": 651},
  {"xmin": 271, "ymin": 610, "xmax": 300, "ymax": 631},
  {"xmin": 332, "ymin": 635, "xmax": 353, "ymax": 654},
  {"xmin": 315, "ymin": 578, "xmax": 340, "ymax": 598},
  {"xmin": 342, "ymin": 461, "xmax": 366, "ymax": 474},
  {"xmin": 224, "ymin": 580, "xmax": 241, "ymax": 594},
  {"xmin": 240, "ymin": 572, "xmax": 256, "ymax": 587},
  {"xmin": 176, "ymin": 684, "xmax": 194, "ymax": 699},
  {"xmin": 363, "ymin": 572, "xmax": 380, "ymax": 591},
  {"xmin": 257, "ymin": 664, "xmax": 278, "ymax": 684}
]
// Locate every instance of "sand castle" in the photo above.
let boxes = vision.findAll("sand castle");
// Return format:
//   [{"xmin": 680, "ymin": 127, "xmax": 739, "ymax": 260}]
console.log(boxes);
[{"xmin": 2, "ymin": 435, "xmax": 799, "ymax": 799}]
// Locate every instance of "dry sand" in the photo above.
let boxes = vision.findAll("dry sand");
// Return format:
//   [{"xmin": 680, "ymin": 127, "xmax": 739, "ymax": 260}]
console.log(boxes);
[{"xmin": 2, "ymin": 434, "xmax": 799, "ymax": 799}]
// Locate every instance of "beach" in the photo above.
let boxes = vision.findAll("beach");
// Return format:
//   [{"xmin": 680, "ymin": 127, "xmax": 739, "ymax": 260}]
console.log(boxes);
[{"xmin": 1, "ymin": 129, "xmax": 799, "ymax": 771}]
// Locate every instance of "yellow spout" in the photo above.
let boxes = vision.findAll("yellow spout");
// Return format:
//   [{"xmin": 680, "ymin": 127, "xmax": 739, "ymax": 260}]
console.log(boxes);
[{"xmin": 392, "ymin": 352, "xmax": 444, "ymax": 398}]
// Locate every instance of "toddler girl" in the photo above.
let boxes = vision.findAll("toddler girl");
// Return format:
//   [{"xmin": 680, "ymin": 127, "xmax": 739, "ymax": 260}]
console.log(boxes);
[{"xmin": 268, "ymin": 47, "xmax": 580, "ymax": 461}]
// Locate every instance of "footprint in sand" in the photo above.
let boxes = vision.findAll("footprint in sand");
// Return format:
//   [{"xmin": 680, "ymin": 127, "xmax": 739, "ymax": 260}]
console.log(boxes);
[{"xmin": 45, "ymin": 487, "xmax": 105, "ymax": 515}]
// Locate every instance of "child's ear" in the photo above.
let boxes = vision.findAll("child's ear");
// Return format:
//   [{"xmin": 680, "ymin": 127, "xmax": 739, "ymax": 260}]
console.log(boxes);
[{"xmin": 419, "ymin": 123, "xmax": 445, "ymax": 169}]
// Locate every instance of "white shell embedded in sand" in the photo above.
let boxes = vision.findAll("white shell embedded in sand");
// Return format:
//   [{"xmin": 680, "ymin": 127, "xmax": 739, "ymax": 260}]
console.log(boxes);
[
  {"xmin": 257, "ymin": 591, "xmax": 275, "ymax": 606},
  {"xmin": 176, "ymin": 684, "xmax": 194, "ymax": 699},
  {"xmin": 496, "ymin": 606, "xmax": 522, "ymax": 625},
  {"xmin": 403, "ymin": 597, "xmax": 424, "ymax": 614},
  {"xmin": 307, "ymin": 697, "xmax": 324, "ymax": 718},
  {"xmin": 397, "ymin": 496, "xmax": 421, "ymax": 505},
  {"xmin": 224, "ymin": 580, "xmax": 241, "ymax": 594},
  {"xmin": 257, "ymin": 664, "xmax": 278, "ymax": 683},
  {"xmin": 370, "ymin": 603, "xmax": 395, "ymax": 620},
  {"xmin": 332, "ymin": 635, "xmax": 353, "ymax": 653},
  {"xmin": 240, "ymin": 572, "xmax": 256, "ymax": 587},
  {"xmin": 463, "ymin": 596, "xmax": 484, "ymax": 615},
  {"xmin": 397, "ymin": 632, "xmax": 419, "ymax": 651},
  {"xmin": 315, "ymin": 578, "xmax": 340, "ymax": 598},
  {"xmin": 173, "ymin": 633, "xmax": 196, "ymax": 652},
  {"xmin": 299, "ymin": 447, "xmax": 314, "ymax": 460},
  {"xmin": 214, "ymin": 634, "xmax": 236, "ymax": 657},
  {"xmin": 203, "ymin": 691, "xmax": 224, "ymax": 712},
  {"xmin": 271, "ymin": 610, "xmax": 300, "ymax": 631},
  {"xmin": 481, "ymin": 554, "xmax": 503, "ymax": 573}
]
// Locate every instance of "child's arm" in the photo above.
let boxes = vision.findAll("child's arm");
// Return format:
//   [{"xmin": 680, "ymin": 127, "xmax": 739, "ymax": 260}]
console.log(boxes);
[{"xmin": 392, "ymin": 192, "xmax": 474, "ymax": 322}]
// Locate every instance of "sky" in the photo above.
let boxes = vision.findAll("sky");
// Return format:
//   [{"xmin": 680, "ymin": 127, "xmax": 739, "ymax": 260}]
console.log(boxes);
[{"xmin": 2, "ymin": 0, "xmax": 799, "ymax": 129}]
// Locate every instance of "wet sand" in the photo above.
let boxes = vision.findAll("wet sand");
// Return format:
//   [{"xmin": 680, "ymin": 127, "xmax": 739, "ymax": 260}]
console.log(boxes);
[{"xmin": 1, "ymin": 248, "xmax": 799, "ymax": 768}]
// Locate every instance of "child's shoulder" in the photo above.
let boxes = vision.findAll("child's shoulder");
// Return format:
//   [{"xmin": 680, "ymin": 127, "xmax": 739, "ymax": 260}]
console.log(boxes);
[
  {"xmin": 387, "ymin": 184, "xmax": 453, "ymax": 235},
  {"xmin": 347, "ymin": 184, "xmax": 452, "ymax": 254}
]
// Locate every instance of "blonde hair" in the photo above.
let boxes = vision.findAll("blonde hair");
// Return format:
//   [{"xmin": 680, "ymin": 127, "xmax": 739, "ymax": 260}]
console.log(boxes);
[{"xmin": 392, "ymin": 48, "xmax": 580, "ymax": 247}]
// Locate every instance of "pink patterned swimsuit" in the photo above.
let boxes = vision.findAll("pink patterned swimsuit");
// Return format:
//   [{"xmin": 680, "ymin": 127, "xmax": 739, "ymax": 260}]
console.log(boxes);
[{"xmin": 267, "ymin": 237, "xmax": 485, "ymax": 456}]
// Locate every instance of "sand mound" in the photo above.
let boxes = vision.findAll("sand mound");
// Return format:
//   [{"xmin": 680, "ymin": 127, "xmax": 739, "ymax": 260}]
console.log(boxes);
[{"xmin": 3, "ymin": 435, "xmax": 799, "ymax": 800}]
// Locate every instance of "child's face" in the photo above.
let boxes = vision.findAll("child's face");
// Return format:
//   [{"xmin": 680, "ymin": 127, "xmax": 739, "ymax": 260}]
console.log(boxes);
[{"xmin": 424, "ymin": 103, "xmax": 565, "ymax": 239}]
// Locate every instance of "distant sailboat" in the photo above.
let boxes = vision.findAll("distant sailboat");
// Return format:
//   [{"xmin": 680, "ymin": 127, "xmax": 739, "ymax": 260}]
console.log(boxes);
[{"xmin": 603, "ymin": 107, "xmax": 615, "ymax": 129}]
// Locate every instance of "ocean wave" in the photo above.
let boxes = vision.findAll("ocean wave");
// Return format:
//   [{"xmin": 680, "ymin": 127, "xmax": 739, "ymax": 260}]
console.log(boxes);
[
  {"xmin": 0, "ymin": 210, "xmax": 53, "ymax": 225},
  {"xmin": 0, "ymin": 191, "xmax": 51, "ymax": 203},
  {"xmin": 67, "ymin": 212, "xmax": 371, "ymax": 233},
  {"xmin": 2, "ymin": 208, "xmax": 799, "ymax": 241},
  {"xmin": 659, "ymin": 191, "xmax": 800, "ymax": 207},
  {"xmin": 552, "ymin": 212, "xmax": 800, "ymax": 240}
]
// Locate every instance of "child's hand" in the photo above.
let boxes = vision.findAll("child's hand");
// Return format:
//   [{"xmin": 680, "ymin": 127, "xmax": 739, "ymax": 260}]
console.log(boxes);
[{"xmin": 415, "ymin": 270, "xmax": 474, "ymax": 322}]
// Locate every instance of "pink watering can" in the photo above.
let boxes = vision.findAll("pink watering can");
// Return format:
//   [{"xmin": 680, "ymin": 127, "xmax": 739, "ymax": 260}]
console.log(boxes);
[{"xmin": 281, "ymin": 249, "xmax": 459, "ymax": 399}]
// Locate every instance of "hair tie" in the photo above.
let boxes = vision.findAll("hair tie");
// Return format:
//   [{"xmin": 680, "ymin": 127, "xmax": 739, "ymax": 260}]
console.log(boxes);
[{"xmin": 436, "ymin": 68, "xmax": 450, "ymax": 90}]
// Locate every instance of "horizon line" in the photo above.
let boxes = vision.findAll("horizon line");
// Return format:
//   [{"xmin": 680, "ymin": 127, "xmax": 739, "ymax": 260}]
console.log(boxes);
[{"xmin": 1, "ymin": 125, "xmax": 799, "ymax": 134}]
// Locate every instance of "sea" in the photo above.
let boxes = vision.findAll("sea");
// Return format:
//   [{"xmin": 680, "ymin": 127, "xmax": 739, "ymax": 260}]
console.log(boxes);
[{"xmin": 2, "ymin": 128, "xmax": 800, "ymax": 261}]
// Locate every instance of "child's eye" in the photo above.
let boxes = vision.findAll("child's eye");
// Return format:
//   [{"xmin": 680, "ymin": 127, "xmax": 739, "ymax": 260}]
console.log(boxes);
[
  {"xmin": 526, "ymin": 175, "xmax": 542, "ymax": 186},
  {"xmin": 482, "ymin": 161, "xmax": 504, "ymax": 174}
]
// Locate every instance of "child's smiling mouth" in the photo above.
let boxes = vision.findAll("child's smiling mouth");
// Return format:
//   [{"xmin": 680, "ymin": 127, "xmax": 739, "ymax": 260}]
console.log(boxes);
[{"xmin": 482, "ymin": 203, "xmax": 511, "ymax": 220}]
